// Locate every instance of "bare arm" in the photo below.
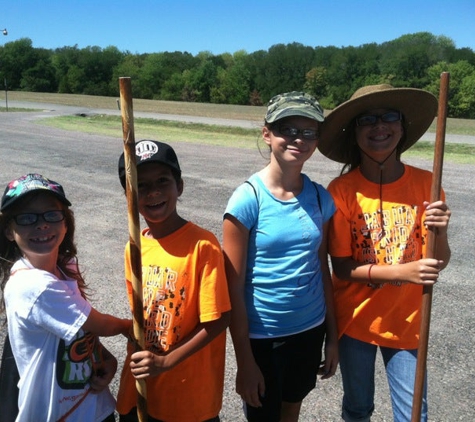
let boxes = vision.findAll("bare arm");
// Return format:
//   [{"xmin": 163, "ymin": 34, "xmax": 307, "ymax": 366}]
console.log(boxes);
[
  {"xmin": 222, "ymin": 215, "xmax": 265, "ymax": 408},
  {"xmin": 129, "ymin": 311, "xmax": 230, "ymax": 378},
  {"xmin": 318, "ymin": 222, "xmax": 339, "ymax": 380},
  {"xmin": 332, "ymin": 199, "xmax": 452, "ymax": 286},
  {"xmin": 89, "ymin": 344, "xmax": 118, "ymax": 393},
  {"xmin": 332, "ymin": 256, "xmax": 444, "ymax": 286},
  {"xmin": 82, "ymin": 308, "xmax": 132, "ymax": 337}
]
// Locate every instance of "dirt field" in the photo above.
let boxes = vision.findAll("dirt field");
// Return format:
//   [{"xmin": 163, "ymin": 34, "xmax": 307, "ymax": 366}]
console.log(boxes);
[{"xmin": 1, "ymin": 108, "xmax": 474, "ymax": 421}]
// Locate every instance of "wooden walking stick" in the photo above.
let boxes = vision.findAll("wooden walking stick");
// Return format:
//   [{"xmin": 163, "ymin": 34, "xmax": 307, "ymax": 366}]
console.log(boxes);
[
  {"xmin": 411, "ymin": 71, "xmax": 450, "ymax": 422},
  {"xmin": 119, "ymin": 76, "xmax": 148, "ymax": 421}
]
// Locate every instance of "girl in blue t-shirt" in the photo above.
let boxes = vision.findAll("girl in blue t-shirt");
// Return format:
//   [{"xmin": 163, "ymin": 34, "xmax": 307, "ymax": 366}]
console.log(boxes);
[{"xmin": 223, "ymin": 92, "xmax": 339, "ymax": 422}]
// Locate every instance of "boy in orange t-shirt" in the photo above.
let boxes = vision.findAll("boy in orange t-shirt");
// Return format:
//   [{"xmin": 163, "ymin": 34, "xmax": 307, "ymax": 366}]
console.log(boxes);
[{"xmin": 116, "ymin": 140, "xmax": 231, "ymax": 422}]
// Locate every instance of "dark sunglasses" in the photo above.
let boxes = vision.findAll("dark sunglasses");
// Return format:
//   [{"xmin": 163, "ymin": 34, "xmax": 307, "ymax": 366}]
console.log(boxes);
[
  {"xmin": 12, "ymin": 210, "xmax": 66, "ymax": 226},
  {"xmin": 355, "ymin": 111, "xmax": 402, "ymax": 127},
  {"xmin": 277, "ymin": 125, "xmax": 318, "ymax": 140}
]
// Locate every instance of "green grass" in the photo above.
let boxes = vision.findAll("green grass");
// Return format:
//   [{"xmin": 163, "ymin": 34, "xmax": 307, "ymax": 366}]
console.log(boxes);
[
  {"xmin": 3, "ymin": 91, "xmax": 475, "ymax": 163},
  {"xmin": 427, "ymin": 117, "xmax": 475, "ymax": 136},
  {"xmin": 37, "ymin": 114, "xmax": 475, "ymax": 164},
  {"xmin": 3, "ymin": 91, "xmax": 266, "ymax": 121},
  {"xmin": 5, "ymin": 91, "xmax": 475, "ymax": 135},
  {"xmin": 0, "ymin": 107, "xmax": 37, "ymax": 112},
  {"xmin": 405, "ymin": 141, "xmax": 475, "ymax": 164},
  {"xmin": 38, "ymin": 114, "xmax": 262, "ymax": 148}
]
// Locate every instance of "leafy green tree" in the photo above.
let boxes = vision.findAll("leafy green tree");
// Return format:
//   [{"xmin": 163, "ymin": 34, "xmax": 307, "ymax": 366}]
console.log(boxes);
[
  {"xmin": 457, "ymin": 75, "xmax": 475, "ymax": 118},
  {"xmin": 78, "ymin": 45, "xmax": 124, "ymax": 96},
  {"xmin": 325, "ymin": 46, "xmax": 365, "ymax": 106},
  {"xmin": 181, "ymin": 69, "xmax": 197, "ymax": 102},
  {"xmin": 20, "ymin": 48, "xmax": 57, "ymax": 92},
  {"xmin": 52, "ymin": 45, "xmax": 123, "ymax": 95},
  {"xmin": 210, "ymin": 50, "xmax": 250, "ymax": 104},
  {"xmin": 426, "ymin": 60, "xmax": 475, "ymax": 118},
  {"xmin": 52, "ymin": 45, "xmax": 81, "ymax": 93},
  {"xmin": 241, "ymin": 49, "xmax": 267, "ymax": 101},
  {"xmin": 449, "ymin": 47, "xmax": 475, "ymax": 66},
  {"xmin": 0, "ymin": 38, "xmax": 40, "ymax": 90},
  {"xmin": 304, "ymin": 66, "xmax": 327, "ymax": 99},
  {"xmin": 1, "ymin": 31, "xmax": 474, "ymax": 115},
  {"xmin": 64, "ymin": 65, "xmax": 86, "ymax": 93},
  {"xmin": 181, "ymin": 52, "xmax": 220, "ymax": 102},
  {"xmin": 260, "ymin": 43, "xmax": 315, "ymax": 101},
  {"xmin": 160, "ymin": 72, "xmax": 186, "ymax": 101},
  {"xmin": 132, "ymin": 53, "xmax": 160, "ymax": 99},
  {"xmin": 379, "ymin": 32, "xmax": 455, "ymax": 88},
  {"xmin": 109, "ymin": 53, "xmax": 144, "ymax": 97},
  {"xmin": 156, "ymin": 51, "xmax": 198, "ymax": 98},
  {"xmin": 134, "ymin": 51, "xmax": 197, "ymax": 99}
]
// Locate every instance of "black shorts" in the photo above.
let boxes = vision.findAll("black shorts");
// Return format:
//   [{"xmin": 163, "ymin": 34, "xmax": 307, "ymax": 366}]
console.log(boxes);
[
  {"xmin": 245, "ymin": 323, "xmax": 326, "ymax": 422},
  {"xmin": 119, "ymin": 408, "xmax": 219, "ymax": 422}
]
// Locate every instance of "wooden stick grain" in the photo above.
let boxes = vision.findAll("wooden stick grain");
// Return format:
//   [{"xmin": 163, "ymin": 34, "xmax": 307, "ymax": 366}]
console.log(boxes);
[
  {"xmin": 119, "ymin": 77, "xmax": 148, "ymax": 421},
  {"xmin": 411, "ymin": 71, "xmax": 450, "ymax": 421}
]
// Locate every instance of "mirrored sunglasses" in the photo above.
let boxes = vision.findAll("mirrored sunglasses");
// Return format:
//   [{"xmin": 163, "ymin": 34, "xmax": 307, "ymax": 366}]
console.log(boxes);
[
  {"xmin": 278, "ymin": 125, "xmax": 318, "ymax": 140},
  {"xmin": 13, "ymin": 210, "xmax": 66, "ymax": 226},
  {"xmin": 355, "ymin": 111, "xmax": 402, "ymax": 127}
]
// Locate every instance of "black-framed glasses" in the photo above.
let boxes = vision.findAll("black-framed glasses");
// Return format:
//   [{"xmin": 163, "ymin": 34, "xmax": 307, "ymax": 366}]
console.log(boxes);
[
  {"xmin": 12, "ymin": 210, "xmax": 66, "ymax": 226},
  {"xmin": 277, "ymin": 125, "xmax": 318, "ymax": 140},
  {"xmin": 355, "ymin": 111, "xmax": 402, "ymax": 127}
]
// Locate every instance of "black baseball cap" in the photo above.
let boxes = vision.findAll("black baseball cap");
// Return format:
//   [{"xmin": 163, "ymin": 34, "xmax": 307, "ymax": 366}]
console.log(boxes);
[{"xmin": 118, "ymin": 140, "xmax": 181, "ymax": 189}]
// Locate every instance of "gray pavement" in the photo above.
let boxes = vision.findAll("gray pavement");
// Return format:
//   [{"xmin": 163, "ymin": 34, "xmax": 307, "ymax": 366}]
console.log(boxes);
[{"xmin": 0, "ymin": 106, "xmax": 474, "ymax": 421}]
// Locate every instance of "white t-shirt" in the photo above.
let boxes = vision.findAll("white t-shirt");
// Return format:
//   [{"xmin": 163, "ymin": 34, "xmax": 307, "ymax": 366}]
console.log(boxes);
[{"xmin": 5, "ymin": 259, "xmax": 115, "ymax": 422}]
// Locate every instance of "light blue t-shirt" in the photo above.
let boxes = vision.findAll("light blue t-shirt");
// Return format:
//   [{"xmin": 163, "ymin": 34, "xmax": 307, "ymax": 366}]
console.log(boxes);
[{"xmin": 224, "ymin": 173, "xmax": 335, "ymax": 338}]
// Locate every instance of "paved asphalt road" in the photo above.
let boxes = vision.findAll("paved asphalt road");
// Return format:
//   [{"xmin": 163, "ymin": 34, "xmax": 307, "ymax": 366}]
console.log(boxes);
[{"xmin": 0, "ymin": 104, "xmax": 474, "ymax": 421}]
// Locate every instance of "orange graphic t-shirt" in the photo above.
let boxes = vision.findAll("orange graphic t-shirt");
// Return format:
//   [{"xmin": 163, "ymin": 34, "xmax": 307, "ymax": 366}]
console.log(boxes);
[
  {"xmin": 116, "ymin": 222, "xmax": 231, "ymax": 422},
  {"xmin": 328, "ymin": 165, "xmax": 444, "ymax": 349}
]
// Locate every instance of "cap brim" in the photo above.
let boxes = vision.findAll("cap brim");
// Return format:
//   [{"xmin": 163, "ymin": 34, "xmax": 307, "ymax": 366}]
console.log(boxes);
[{"xmin": 1, "ymin": 190, "xmax": 71, "ymax": 212}]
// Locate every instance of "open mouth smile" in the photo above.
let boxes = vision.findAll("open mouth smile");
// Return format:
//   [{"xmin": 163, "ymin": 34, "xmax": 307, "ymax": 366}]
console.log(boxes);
[
  {"xmin": 146, "ymin": 201, "xmax": 166, "ymax": 209},
  {"xmin": 370, "ymin": 133, "xmax": 391, "ymax": 142},
  {"xmin": 30, "ymin": 235, "xmax": 55, "ymax": 243}
]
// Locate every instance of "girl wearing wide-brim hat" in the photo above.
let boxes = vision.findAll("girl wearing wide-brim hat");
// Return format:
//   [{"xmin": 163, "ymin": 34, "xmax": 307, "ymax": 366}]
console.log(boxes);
[{"xmin": 318, "ymin": 84, "xmax": 452, "ymax": 422}]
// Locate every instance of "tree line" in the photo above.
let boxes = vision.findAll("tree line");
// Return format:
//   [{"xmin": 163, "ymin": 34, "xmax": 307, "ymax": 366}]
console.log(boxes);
[{"xmin": 1, "ymin": 31, "xmax": 475, "ymax": 118}]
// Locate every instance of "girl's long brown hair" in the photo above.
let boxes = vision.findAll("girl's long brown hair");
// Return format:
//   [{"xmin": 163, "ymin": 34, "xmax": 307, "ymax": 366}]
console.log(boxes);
[{"xmin": 0, "ymin": 192, "xmax": 87, "ymax": 316}]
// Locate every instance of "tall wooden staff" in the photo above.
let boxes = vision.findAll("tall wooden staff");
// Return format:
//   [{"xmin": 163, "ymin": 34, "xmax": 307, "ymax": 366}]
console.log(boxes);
[
  {"xmin": 119, "ymin": 77, "xmax": 148, "ymax": 421},
  {"xmin": 411, "ymin": 72, "xmax": 450, "ymax": 421}
]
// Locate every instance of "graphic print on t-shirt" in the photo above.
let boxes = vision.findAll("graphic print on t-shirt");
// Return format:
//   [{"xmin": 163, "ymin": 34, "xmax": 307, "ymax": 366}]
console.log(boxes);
[
  {"xmin": 357, "ymin": 203, "xmax": 423, "ymax": 288},
  {"xmin": 56, "ymin": 331, "xmax": 99, "ymax": 389},
  {"xmin": 142, "ymin": 265, "xmax": 184, "ymax": 352}
]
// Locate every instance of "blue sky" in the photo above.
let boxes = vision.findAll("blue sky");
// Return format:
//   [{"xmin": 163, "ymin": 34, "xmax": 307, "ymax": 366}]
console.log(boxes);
[{"xmin": 2, "ymin": 0, "xmax": 474, "ymax": 54}]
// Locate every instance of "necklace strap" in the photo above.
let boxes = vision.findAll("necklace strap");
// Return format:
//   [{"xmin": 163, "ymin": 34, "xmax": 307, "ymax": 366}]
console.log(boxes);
[{"xmin": 359, "ymin": 145, "xmax": 398, "ymax": 241}]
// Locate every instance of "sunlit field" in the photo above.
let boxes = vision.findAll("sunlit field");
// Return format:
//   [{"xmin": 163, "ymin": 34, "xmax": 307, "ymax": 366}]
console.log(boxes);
[{"xmin": 3, "ymin": 91, "xmax": 475, "ymax": 164}]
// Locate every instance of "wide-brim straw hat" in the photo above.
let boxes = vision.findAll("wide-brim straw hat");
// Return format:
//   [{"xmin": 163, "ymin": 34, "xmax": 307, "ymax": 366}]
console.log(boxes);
[{"xmin": 318, "ymin": 84, "xmax": 438, "ymax": 163}]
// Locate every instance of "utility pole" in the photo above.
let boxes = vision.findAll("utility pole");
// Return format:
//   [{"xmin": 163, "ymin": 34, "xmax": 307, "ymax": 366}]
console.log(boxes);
[{"xmin": 1, "ymin": 28, "xmax": 8, "ymax": 111}]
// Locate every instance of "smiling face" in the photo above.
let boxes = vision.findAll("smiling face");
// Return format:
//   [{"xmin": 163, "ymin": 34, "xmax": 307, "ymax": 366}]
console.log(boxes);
[
  {"xmin": 263, "ymin": 116, "xmax": 319, "ymax": 166},
  {"xmin": 137, "ymin": 162, "xmax": 184, "ymax": 235},
  {"xmin": 355, "ymin": 108, "xmax": 404, "ymax": 160},
  {"xmin": 5, "ymin": 193, "xmax": 67, "ymax": 269}
]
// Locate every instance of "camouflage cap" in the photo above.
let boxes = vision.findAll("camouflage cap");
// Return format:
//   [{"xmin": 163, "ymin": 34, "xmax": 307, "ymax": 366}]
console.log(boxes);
[{"xmin": 265, "ymin": 91, "xmax": 324, "ymax": 124}]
